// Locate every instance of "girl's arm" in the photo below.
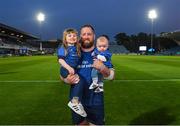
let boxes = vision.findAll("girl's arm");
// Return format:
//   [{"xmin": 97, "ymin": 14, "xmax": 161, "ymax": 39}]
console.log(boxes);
[{"xmin": 58, "ymin": 59, "xmax": 75, "ymax": 75}]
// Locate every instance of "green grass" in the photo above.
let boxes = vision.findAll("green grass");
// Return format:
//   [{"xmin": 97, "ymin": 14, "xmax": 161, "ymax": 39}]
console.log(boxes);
[{"xmin": 0, "ymin": 55, "xmax": 180, "ymax": 124}]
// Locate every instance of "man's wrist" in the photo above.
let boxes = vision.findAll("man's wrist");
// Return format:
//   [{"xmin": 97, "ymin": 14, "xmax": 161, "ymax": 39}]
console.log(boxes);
[
  {"xmin": 99, "ymin": 64, "xmax": 110, "ymax": 77},
  {"xmin": 104, "ymin": 68, "xmax": 115, "ymax": 80},
  {"xmin": 99, "ymin": 64, "xmax": 106, "ymax": 73},
  {"xmin": 60, "ymin": 75, "xmax": 70, "ymax": 84}
]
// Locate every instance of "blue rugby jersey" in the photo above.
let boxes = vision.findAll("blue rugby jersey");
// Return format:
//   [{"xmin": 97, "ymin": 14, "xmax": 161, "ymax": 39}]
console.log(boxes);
[
  {"xmin": 77, "ymin": 49, "xmax": 104, "ymax": 106},
  {"xmin": 57, "ymin": 46, "xmax": 80, "ymax": 68}
]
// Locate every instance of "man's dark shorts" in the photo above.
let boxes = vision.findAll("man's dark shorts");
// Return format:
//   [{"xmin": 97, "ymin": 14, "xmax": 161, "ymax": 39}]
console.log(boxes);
[{"xmin": 72, "ymin": 105, "xmax": 105, "ymax": 125}]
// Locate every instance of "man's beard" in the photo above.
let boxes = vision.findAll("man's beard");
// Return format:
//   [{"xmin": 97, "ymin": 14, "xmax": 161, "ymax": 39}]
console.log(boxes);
[{"xmin": 80, "ymin": 39, "xmax": 94, "ymax": 49}]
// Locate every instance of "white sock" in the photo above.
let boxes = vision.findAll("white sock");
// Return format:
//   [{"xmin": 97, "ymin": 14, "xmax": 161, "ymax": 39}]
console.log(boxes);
[
  {"xmin": 92, "ymin": 77, "xmax": 98, "ymax": 84},
  {"xmin": 98, "ymin": 82, "xmax": 104, "ymax": 87}
]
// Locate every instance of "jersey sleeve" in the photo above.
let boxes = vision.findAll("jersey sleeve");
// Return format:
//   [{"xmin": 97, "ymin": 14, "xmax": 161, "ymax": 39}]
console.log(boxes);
[
  {"xmin": 104, "ymin": 50, "xmax": 112, "ymax": 61},
  {"xmin": 104, "ymin": 50, "xmax": 113, "ymax": 68},
  {"xmin": 57, "ymin": 47, "xmax": 66, "ymax": 59}
]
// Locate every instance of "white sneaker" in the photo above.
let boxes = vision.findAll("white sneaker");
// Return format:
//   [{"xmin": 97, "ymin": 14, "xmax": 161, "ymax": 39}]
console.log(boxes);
[
  {"xmin": 89, "ymin": 82, "xmax": 98, "ymax": 89},
  {"xmin": 94, "ymin": 86, "xmax": 104, "ymax": 93},
  {"xmin": 68, "ymin": 101, "xmax": 87, "ymax": 117}
]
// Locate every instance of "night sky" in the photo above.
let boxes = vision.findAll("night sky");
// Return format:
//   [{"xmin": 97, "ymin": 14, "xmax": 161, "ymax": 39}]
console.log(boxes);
[{"xmin": 0, "ymin": 0, "xmax": 179, "ymax": 41}]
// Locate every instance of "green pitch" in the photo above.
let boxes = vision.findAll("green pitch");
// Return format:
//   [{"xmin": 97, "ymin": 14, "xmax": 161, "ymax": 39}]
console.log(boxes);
[{"xmin": 0, "ymin": 55, "xmax": 180, "ymax": 124}]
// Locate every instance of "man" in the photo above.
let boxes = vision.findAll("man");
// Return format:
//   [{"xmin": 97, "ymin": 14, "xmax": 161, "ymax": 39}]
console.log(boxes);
[{"xmin": 61, "ymin": 24, "xmax": 115, "ymax": 125}]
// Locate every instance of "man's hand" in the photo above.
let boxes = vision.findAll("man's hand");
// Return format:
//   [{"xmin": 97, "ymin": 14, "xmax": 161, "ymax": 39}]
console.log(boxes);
[
  {"xmin": 92, "ymin": 59, "xmax": 110, "ymax": 77},
  {"xmin": 92, "ymin": 59, "xmax": 104, "ymax": 71},
  {"xmin": 60, "ymin": 74, "xmax": 80, "ymax": 85}
]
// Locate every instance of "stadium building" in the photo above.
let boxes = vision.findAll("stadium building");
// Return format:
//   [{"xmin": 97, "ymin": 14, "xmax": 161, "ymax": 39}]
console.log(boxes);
[{"xmin": 0, "ymin": 22, "xmax": 60, "ymax": 56}]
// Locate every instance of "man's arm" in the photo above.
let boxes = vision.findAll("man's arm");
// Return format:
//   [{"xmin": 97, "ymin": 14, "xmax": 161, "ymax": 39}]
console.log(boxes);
[{"xmin": 92, "ymin": 59, "xmax": 115, "ymax": 80}]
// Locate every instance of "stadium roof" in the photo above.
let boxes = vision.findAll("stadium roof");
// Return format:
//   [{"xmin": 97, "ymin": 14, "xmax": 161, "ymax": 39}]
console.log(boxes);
[{"xmin": 0, "ymin": 22, "xmax": 39, "ymax": 40}]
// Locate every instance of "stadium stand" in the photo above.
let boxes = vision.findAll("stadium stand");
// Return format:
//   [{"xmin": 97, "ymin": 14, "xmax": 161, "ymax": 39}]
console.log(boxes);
[
  {"xmin": 0, "ymin": 22, "xmax": 40, "ymax": 56},
  {"xmin": 161, "ymin": 30, "xmax": 180, "ymax": 45},
  {"xmin": 109, "ymin": 43, "xmax": 129, "ymax": 54},
  {"xmin": 159, "ymin": 46, "xmax": 180, "ymax": 55},
  {"xmin": 159, "ymin": 30, "xmax": 180, "ymax": 55},
  {"xmin": 0, "ymin": 22, "xmax": 60, "ymax": 56}
]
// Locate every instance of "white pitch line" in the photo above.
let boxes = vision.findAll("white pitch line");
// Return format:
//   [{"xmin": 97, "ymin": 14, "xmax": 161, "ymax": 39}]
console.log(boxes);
[
  {"xmin": 0, "ymin": 80, "xmax": 60, "ymax": 83},
  {"xmin": 111, "ymin": 79, "xmax": 180, "ymax": 82},
  {"xmin": 0, "ymin": 79, "xmax": 180, "ymax": 83}
]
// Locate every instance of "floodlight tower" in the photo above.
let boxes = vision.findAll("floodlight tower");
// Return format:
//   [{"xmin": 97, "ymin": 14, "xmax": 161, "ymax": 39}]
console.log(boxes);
[
  {"xmin": 148, "ymin": 10, "xmax": 157, "ymax": 49},
  {"xmin": 36, "ymin": 12, "xmax": 45, "ymax": 51}
]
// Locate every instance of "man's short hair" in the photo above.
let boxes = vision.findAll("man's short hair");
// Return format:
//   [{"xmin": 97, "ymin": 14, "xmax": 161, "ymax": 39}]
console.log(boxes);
[{"xmin": 80, "ymin": 24, "xmax": 95, "ymax": 33}]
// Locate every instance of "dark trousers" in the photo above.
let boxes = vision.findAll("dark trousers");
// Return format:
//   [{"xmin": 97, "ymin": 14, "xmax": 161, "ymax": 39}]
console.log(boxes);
[
  {"xmin": 60, "ymin": 66, "xmax": 69, "ymax": 78},
  {"xmin": 69, "ymin": 76, "xmax": 85, "ymax": 102}
]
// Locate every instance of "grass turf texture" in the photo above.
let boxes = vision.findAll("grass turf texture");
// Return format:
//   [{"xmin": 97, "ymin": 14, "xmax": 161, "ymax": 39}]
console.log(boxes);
[{"xmin": 0, "ymin": 55, "xmax": 180, "ymax": 124}]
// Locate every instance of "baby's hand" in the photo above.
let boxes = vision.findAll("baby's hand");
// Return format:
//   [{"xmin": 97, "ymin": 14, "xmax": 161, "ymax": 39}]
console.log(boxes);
[{"xmin": 68, "ymin": 67, "xmax": 75, "ymax": 75}]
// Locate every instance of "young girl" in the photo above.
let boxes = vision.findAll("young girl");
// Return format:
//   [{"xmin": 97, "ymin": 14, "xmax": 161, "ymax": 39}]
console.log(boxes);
[{"xmin": 57, "ymin": 28, "xmax": 87, "ymax": 117}]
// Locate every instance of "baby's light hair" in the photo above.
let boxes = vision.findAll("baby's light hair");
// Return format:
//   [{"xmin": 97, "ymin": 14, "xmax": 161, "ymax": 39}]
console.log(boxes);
[{"xmin": 97, "ymin": 35, "xmax": 109, "ymax": 44}]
